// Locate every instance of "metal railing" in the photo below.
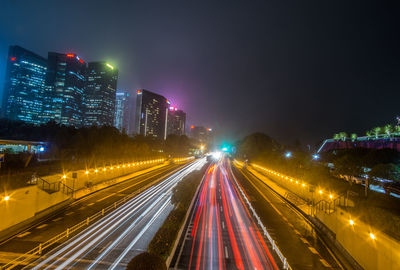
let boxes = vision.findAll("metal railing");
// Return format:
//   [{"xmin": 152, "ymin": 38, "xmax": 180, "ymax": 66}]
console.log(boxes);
[
  {"xmin": 229, "ymin": 165, "xmax": 292, "ymax": 270},
  {"xmin": 0, "ymin": 180, "xmax": 155, "ymax": 270}
]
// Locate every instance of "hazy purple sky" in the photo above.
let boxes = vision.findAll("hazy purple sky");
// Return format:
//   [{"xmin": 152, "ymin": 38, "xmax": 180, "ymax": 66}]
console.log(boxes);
[{"xmin": 1, "ymin": 0, "xmax": 399, "ymax": 147}]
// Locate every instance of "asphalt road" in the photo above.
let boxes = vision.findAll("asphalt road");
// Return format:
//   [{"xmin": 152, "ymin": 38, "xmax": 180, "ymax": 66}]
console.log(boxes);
[
  {"xmin": 233, "ymin": 164, "xmax": 341, "ymax": 270},
  {"xmin": 173, "ymin": 158, "xmax": 279, "ymax": 270},
  {"xmin": 28, "ymin": 158, "xmax": 206, "ymax": 269},
  {"xmin": 0, "ymin": 162, "xmax": 185, "ymax": 266}
]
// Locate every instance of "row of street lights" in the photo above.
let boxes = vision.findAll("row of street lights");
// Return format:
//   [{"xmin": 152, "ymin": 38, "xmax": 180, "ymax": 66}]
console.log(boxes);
[{"xmin": 61, "ymin": 158, "xmax": 166, "ymax": 179}]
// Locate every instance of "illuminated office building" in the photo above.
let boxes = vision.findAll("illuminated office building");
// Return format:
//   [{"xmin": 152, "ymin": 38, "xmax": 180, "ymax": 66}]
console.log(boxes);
[
  {"xmin": 135, "ymin": 89, "xmax": 169, "ymax": 139},
  {"xmin": 167, "ymin": 106, "xmax": 186, "ymax": 136},
  {"xmin": 2, "ymin": 46, "xmax": 47, "ymax": 124},
  {"xmin": 84, "ymin": 62, "xmax": 118, "ymax": 127},
  {"xmin": 44, "ymin": 52, "xmax": 86, "ymax": 127}
]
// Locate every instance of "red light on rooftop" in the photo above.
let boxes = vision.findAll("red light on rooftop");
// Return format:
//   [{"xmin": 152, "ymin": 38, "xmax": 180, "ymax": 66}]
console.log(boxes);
[
  {"xmin": 137, "ymin": 90, "xmax": 142, "ymax": 94},
  {"xmin": 10, "ymin": 57, "xmax": 16, "ymax": 61},
  {"xmin": 66, "ymin": 53, "xmax": 75, "ymax": 57}
]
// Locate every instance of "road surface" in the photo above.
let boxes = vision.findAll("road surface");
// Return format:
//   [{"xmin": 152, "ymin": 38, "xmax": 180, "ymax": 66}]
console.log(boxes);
[
  {"xmin": 173, "ymin": 158, "xmax": 279, "ymax": 270},
  {"xmin": 27, "ymin": 158, "xmax": 206, "ymax": 269}
]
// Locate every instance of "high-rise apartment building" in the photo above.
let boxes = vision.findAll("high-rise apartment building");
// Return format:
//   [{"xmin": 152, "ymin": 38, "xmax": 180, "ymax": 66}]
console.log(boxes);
[
  {"xmin": 2, "ymin": 46, "xmax": 47, "ymax": 124},
  {"xmin": 45, "ymin": 52, "xmax": 86, "ymax": 127},
  {"xmin": 167, "ymin": 107, "xmax": 186, "ymax": 136},
  {"xmin": 135, "ymin": 89, "xmax": 169, "ymax": 139},
  {"xmin": 114, "ymin": 91, "xmax": 133, "ymax": 133},
  {"xmin": 84, "ymin": 62, "xmax": 118, "ymax": 127}
]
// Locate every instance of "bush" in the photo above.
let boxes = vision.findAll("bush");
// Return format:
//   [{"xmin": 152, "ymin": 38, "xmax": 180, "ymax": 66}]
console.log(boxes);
[{"xmin": 126, "ymin": 252, "xmax": 166, "ymax": 270}]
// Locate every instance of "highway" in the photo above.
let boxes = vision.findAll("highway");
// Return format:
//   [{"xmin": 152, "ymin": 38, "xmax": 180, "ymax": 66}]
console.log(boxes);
[
  {"xmin": 0, "ymin": 162, "xmax": 184, "ymax": 267},
  {"xmin": 172, "ymin": 158, "xmax": 280, "ymax": 270},
  {"xmin": 28, "ymin": 158, "xmax": 206, "ymax": 269}
]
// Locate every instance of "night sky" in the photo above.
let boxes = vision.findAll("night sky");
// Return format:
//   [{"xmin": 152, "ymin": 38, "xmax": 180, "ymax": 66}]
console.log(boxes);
[{"xmin": 1, "ymin": 1, "xmax": 399, "ymax": 147}]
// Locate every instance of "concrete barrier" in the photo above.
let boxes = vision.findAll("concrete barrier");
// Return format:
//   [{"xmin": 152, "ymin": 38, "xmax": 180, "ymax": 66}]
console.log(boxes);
[{"xmin": 0, "ymin": 185, "xmax": 70, "ymax": 232}]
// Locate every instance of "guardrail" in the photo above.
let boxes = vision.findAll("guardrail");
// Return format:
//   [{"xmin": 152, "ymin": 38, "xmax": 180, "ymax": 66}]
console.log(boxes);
[
  {"xmin": 0, "ymin": 167, "xmax": 175, "ymax": 270},
  {"xmin": 229, "ymin": 164, "xmax": 292, "ymax": 270}
]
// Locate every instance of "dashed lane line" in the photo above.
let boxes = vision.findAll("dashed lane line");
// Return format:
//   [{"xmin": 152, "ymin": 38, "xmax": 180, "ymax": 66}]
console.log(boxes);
[
  {"xmin": 225, "ymin": 246, "xmax": 229, "ymax": 259},
  {"xmin": 52, "ymin": 217, "xmax": 63, "ymax": 222},
  {"xmin": 320, "ymin": 258, "xmax": 331, "ymax": 268},
  {"xmin": 17, "ymin": 232, "xmax": 31, "ymax": 238},
  {"xmin": 308, "ymin": 247, "xmax": 319, "ymax": 255},
  {"xmin": 36, "ymin": 224, "xmax": 48, "ymax": 229},
  {"xmin": 65, "ymin": 211, "xmax": 74, "ymax": 216}
]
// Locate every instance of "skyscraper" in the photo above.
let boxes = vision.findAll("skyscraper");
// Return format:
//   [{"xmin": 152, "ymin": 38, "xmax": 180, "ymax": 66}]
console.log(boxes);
[
  {"xmin": 2, "ymin": 46, "xmax": 47, "ymax": 124},
  {"xmin": 44, "ymin": 52, "xmax": 86, "ymax": 127},
  {"xmin": 114, "ymin": 91, "xmax": 133, "ymax": 134},
  {"xmin": 84, "ymin": 62, "xmax": 118, "ymax": 127},
  {"xmin": 167, "ymin": 106, "xmax": 186, "ymax": 136},
  {"xmin": 135, "ymin": 89, "xmax": 169, "ymax": 139}
]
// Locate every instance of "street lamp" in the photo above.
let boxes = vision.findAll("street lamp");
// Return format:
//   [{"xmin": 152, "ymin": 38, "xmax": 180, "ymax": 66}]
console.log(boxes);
[
  {"xmin": 3, "ymin": 195, "xmax": 10, "ymax": 201},
  {"xmin": 285, "ymin": 152, "xmax": 292, "ymax": 158},
  {"xmin": 312, "ymin": 154, "xmax": 319, "ymax": 160}
]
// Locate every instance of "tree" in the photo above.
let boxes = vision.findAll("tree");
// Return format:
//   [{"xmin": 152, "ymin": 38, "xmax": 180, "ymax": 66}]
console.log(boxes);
[
  {"xmin": 384, "ymin": 124, "xmax": 393, "ymax": 138},
  {"xmin": 339, "ymin": 132, "xmax": 348, "ymax": 141},
  {"xmin": 333, "ymin": 133, "xmax": 340, "ymax": 140},
  {"xmin": 351, "ymin": 133, "xmax": 357, "ymax": 141},
  {"xmin": 126, "ymin": 252, "xmax": 166, "ymax": 270},
  {"xmin": 373, "ymin": 126, "xmax": 381, "ymax": 138},
  {"xmin": 235, "ymin": 133, "xmax": 281, "ymax": 160}
]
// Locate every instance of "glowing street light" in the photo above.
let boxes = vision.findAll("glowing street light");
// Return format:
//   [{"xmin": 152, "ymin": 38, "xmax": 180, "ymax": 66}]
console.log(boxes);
[
  {"xmin": 85, "ymin": 170, "xmax": 89, "ymax": 174},
  {"xmin": 3, "ymin": 195, "xmax": 10, "ymax": 201},
  {"xmin": 285, "ymin": 152, "xmax": 292, "ymax": 158},
  {"xmin": 370, "ymin": 233, "xmax": 376, "ymax": 240},
  {"xmin": 349, "ymin": 219, "xmax": 354, "ymax": 226},
  {"xmin": 312, "ymin": 154, "xmax": 319, "ymax": 160},
  {"xmin": 62, "ymin": 175, "xmax": 67, "ymax": 179}
]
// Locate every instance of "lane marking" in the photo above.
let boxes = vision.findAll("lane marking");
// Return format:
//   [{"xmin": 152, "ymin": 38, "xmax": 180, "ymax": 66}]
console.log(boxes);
[
  {"xmin": 52, "ymin": 217, "xmax": 63, "ymax": 222},
  {"xmin": 78, "ymin": 206, "xmax": 86, "ymax": 210},
  {"xmin": 65, "ymin": 211, "xmax": 74, "ymax": 216},
  {"xmin": 96, "ymin": 193, "xmax": 115, "ymax": 202},
  {"xmin": 320, "ymin": 258, "xmax": 332, "ymax": 268},
  {"xmin": 308, "ymin": 247, "xmax": 319, "ymax": 254},
  {"xmin": 87, "ymin": 203, "xmax": 94, "ymax": 206},
  {"xmin": 17, "ymin": 232, "xmax": 31, "ymax": 238},
  {"xmin": 36, "ymin": 224, "xmax": 48, "ymax": 229},
  {"xmin": 293, "ymin": 229, "xmax": 301, "ymax": 235},
  {"xmin": 224, "ymin": 246, "xmax": 229, "ymax": 259},
  {"xmin": 300, "ymin": 237, "xmax": 309, "ymax": 245}
]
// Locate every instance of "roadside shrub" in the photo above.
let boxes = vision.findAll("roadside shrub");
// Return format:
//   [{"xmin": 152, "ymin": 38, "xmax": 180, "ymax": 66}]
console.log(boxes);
[{"xmin": 126, "ymin": 252, "xmax": 166, "ymax": 270}]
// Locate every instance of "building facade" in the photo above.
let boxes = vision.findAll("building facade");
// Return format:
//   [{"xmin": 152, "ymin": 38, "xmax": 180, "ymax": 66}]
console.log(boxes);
[
  {"xmin": 2, "ymin": 46, "xmax": 47, "ymax": 124},
  {"xmin": 84, "ymin": 62, "xmax": 118, "ymax": 127},
  {"xmin": 167, "ymin": 107, "xmax": 186, "ymax": 136},
  {"xmin": 45, "ymin": 52, "xmax": 86, "ymax": 127},
  {"xmin": 114, "ymin": 91, "xmax": 133, "ymax": 133},
  {"xmin": 135, "ymin": 89, "xmax": 169, "ymax": 139}
]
